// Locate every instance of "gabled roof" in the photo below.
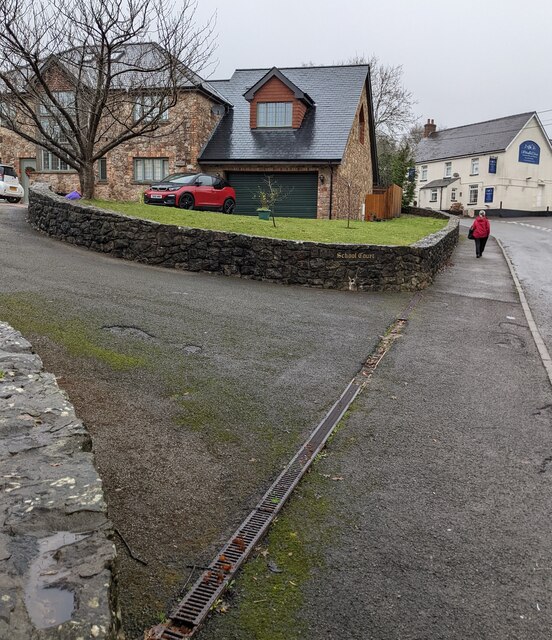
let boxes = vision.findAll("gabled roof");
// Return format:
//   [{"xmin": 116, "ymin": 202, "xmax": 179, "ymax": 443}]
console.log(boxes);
[
  {"xmin": 243, "ymin": 67, "xmax": 314, "ymax": 106},
  {"xmin": 3, "ymin": 43, "xmax": 231, "ymax": 106},
  {"xmin": 420, "ymin": 177, "xmax": 459, "ymax": 190},
  {"xmin": 416, "ymin": 112, "xmax": 536, "ymax": 163},
  {"xmin": 199, "ymin": 65, "xmax": 371, "ymax": 164}
]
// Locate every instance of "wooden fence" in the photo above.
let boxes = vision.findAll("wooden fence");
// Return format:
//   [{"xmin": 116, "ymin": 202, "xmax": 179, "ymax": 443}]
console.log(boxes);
[{"xmin": 365, "ymin": 184, "xmax": 403, "ymax": 220}]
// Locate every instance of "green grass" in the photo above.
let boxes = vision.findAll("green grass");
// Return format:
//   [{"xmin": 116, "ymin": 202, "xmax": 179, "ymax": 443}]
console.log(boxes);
[
  {"xmin": 0, "ymin": 294, "xmax": 145, "ymax": 370},
  {"xmin": 85, "ymin": 200, "xmax": 446, "ymax": 246}
]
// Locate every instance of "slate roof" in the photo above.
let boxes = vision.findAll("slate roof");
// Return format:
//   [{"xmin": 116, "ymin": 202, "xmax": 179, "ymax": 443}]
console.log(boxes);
[
  {"xmin": 199, "ymin": 65, "xmax": 370, "ymax": 163},
  {"xmin": 420, "ymin": 177, "xmax": 459, "ymax": 190},
  {"xmin": 416, "ymin": 112, "xmax": 536, "ymax": 163}
]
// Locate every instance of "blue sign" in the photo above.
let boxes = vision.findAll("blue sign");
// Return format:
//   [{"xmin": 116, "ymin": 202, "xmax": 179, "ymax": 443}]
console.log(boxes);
[
  {"xmin": 489, "ymin": 157, "xmax": 497, "ymax": 173},
  {"xmin": 484, "ymin": 187, "xmax": 494, "ymax": 203},
  {"xmin": 519, "ymin": 140, "xmax": 540, "ymax": 165},
  {"xmin": 407, "ymin": 167, "xmax": 416, "ymax": 182}
]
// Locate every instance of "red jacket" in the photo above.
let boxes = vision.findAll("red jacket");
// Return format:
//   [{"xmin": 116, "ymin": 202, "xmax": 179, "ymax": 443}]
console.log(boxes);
[{"xmin": 471, "ymin": 216, "xmax": 490, "ymax": 238}]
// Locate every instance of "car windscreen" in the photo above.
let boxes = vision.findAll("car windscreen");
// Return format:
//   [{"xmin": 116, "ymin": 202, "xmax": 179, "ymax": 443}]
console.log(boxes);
[
  {"xmin": 161, "ymin": 174, "xmax": 198, "ymax": 185},
  {"xmin": 0, "ymin": 166, "xmax": 17, "ymax": 178}
]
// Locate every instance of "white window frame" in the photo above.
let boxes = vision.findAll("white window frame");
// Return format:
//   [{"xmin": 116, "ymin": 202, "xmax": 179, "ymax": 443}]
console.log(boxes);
[
  {"xmin": 470, "ymin": 157, "xmax": 479, "ymax": 175},
  {"xmin": 429, "ymin": 189, "xmax": 438, "ymax": 203},
  {"xmin": 133, "ymin": 157, "xmax": 169, "ymax": 183},
  {"xmin": 133, "ymin": 95, "xmax": 169, "ymax": 123},
  {"xmin": 444, "ymin": 162, "xmax": 452, "ymax": 178},
  {"xmin": 256, "ymin": 102, "xmax": 293, "ymax": 128},
  {"xmin": 39, "ymin": 91, "xmax": 75, "ymax": 116},
  {"xmin": 450, "ymin": 188, "xmax": 457, "ymax": 202},
  {"xmin": 40, "ymin": 149, "xmax": 71, "ymax": 172},
  {"xmin": 420, "ymin": 165, "xmax": 428, "ymax": 181},
  {"xmin": 469, "ymin": 184, "xmax": 478, "ymax": 205}
]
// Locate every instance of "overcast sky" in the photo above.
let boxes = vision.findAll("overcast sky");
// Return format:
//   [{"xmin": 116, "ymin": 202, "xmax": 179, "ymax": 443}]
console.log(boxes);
[{"xmin": 194, "ymin": 0, "xmax": 552, "ymax": 135}]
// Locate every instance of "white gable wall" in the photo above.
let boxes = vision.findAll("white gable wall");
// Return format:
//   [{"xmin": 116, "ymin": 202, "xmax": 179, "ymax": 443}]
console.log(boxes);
[{"xmin": 416, "ymin": 115, "xmax": 552, "ymax": 213}]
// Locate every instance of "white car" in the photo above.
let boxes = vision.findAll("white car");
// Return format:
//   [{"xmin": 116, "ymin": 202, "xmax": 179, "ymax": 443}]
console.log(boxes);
[{"xmin": 0, "ymin": 164, "xmax": 24, "ymax": 203}]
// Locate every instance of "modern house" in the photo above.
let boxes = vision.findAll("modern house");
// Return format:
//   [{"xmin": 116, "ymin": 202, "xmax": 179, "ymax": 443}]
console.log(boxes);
[
  {"xmin": 415, "ymin": 113, "xmax": 552, "ymax": 214},
  {"xmin": 0, "ymin": 50, "xmax": 378, "ymax": 219}
]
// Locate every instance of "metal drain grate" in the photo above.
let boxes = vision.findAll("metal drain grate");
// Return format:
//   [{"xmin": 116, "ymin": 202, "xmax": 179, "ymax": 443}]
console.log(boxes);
[{"xmin": 147, "ymin": 309, "xmax": 420, "ymax": 639}]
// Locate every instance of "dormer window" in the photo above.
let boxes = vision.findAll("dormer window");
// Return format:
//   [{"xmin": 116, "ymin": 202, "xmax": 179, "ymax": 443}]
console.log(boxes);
[{"xmin": 257, "ymin": 102, "xmax": 292, "ymax": 128}]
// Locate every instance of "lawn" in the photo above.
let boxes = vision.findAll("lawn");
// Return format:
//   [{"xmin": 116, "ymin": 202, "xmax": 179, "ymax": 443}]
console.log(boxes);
[{"xmin": 85, "ymin": 200, "xmax": 447, "ymax": 245}]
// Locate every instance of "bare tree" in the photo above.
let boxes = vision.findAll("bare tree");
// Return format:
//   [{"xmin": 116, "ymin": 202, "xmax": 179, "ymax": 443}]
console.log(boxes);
[
  {"xmin": 304, "ymin": 54, "xmax": 416, "ymax": 138},
  {"xmin": 345, "ymin": 54, "xmax": 415, "ymax": 138},
  {"xmin": 0, "ymin": 0, "xmax": 215, "ymax": 198}
]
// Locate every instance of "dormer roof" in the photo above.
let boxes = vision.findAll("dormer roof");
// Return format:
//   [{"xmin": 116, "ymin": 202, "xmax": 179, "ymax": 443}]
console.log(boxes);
[{"xmin": 243, "ymin": 67, "xmax": 315, "ymax": 107}]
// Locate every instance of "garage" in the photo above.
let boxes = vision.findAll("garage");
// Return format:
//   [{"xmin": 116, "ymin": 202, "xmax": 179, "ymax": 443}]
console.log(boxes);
[{"xmin": 227, "ymin": 172, "xmax": 318, "ymax": 218}]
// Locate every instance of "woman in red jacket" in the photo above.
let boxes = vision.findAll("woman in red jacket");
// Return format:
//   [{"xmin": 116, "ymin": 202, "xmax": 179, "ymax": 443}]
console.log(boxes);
[{"xmin": 470, "ymin": 210, "xmax": 491, "ymax": 258}]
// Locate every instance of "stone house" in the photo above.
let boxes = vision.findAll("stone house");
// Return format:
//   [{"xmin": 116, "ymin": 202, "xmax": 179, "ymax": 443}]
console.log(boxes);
[
  {"xmin": 415, "ymin": 113, "xmax": 552, "ymax": 215},
  {"xmin": 1, "ymin": 51, "xmax": 378, "ymax": 219}
]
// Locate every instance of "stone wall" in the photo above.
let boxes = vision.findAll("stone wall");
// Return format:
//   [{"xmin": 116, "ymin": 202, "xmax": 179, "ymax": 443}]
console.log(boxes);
[
  {"xmin": 28, "ymin": 186, "xmax": 459, "ymax": 292},
  {"xmin": 0, "ymin": 322, "xmax": 118, "ymax": 639}
]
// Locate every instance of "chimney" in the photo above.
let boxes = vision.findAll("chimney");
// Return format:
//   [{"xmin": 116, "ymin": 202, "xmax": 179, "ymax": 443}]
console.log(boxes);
[{"xmin": 423, "ymin": 118, "xmax": 437, "ymax": 138}]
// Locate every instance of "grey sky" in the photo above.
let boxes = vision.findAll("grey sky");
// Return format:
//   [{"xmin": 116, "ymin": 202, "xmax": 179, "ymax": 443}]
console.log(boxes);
[{"xmin": 194, "ymin": 0, "xmax": 552, "ymax": 135}]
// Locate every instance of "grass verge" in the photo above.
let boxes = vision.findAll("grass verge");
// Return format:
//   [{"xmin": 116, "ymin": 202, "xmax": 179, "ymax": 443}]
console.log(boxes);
[{"xmin": 85, "ymin": 200, "xmax": 446, "ymax": 246}]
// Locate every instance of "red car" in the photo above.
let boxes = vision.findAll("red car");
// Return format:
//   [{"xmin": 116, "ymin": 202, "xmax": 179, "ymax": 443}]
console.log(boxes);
[{"xmin": 144, "ymin": 173, "xmax": 236, "ymax": 213}]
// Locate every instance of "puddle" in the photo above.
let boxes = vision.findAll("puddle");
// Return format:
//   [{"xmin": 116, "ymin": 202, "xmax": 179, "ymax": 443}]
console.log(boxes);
[{"xmin": 24, "ymin": 531, "xmax": 88, "ymax": 629}]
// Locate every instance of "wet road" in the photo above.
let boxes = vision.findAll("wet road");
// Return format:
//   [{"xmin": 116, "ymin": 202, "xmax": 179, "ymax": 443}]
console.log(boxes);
[{"xmin": 461, "ymin": 216, "xmax": 552, "ymax": 356}]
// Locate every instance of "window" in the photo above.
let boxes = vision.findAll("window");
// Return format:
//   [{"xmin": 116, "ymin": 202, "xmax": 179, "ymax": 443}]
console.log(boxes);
[
  {"xmin": 420, "ymin": 165, "xmax": 428, "ymax": 181},
  {"xmin": 359, "ymin": 105, "xmax": 365, "ymax": 144},
  {"xmin": 133, "ymin": 95, "xmax": 169, "ymax": 122},
  {"xmin": 451, "ymin": 188, "xmax": 457, "ymax": 202},
  {"xmin": 256, "ymin": 102, "xmax": 292, "ymax": 127},
  {"xmin": 469, "ymin": 184, "xmax": 478, "ymax": 204},
  {"xmin": 0, "ymin": 102, "xmax": 16, "ymax": 126},
  {"xmin": 41, "ymin": 149, "xmax": 70, "ymax": 171},
  {"xmin": 97, "ymin": 158, "xmax": 107, "ymax": 182},
  {"xmin": 470, "ymin": 157, "xmax": 479, "ymax": 175},
  {"xmin": 430, "ymin": 189, "xmax": 438, "ymax": 203},
  {"xmin": 133, "ymin": 158, "xmax": 169, "ymax": 182},
  {"xmin": 40, "ymin": 118, "xmax": 69, "ymax": 143},
  {"xmin": 39, "ymin": 91, "xmax": 75, "ymax": 115},
  {"xmin": 444, "ymin": 162, "xmax": 452, "ymax": 178},
  {"xmin": 195, "ymin": 174, "xmax": 214, "ymax": 186}
]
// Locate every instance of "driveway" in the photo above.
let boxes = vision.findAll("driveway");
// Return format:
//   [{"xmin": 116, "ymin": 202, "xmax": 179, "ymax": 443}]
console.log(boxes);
[{"xmin": 0, "ymin": 204, "xmax": 408, "ymax": 637}]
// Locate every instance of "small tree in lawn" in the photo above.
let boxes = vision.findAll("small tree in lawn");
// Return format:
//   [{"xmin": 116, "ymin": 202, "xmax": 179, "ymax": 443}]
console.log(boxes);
[
  {"xmin": 0, "ymin": 0, "xmax": 215, "ymax": 199},
  {"xmin": 254, "ymin": 175, "xmax": 292, "ymax": 227}
]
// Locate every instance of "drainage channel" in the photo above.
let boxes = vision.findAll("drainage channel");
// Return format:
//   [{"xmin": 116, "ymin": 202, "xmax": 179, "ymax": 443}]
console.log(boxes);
[{"xmin": 147, "ymin": 295, "xmax": 423, "ymax": 640}]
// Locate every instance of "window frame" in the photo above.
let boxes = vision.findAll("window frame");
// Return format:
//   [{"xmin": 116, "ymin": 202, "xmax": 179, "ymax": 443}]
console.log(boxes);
[
  {"xmin": 40, "ymin": 148, "xmax": 71, "ymax": 172},
  {"xmin": 97, "ymin": 157, "xmax": 107, "ymax": 182},
  {"xmin": 133, "ymin": 95, "xmax": 169, "ymax": 123},
  {"xmin": 420, "ymin": 165, "xmax": 428, "ymax": 181},
  {"xmin": 470, "ymin": 157, "xmax": 479, "ymax": 175},
  {"xmin": 133, "ymin": 157, "xmax": 169, "ymax": 183},
  {"xmin": 444, "ymin": 161, "xmax": 452, "ymax": 178},
  {"xmin": 450, "ymin": 188, "xmax": 457, "ymax": 202},
  {"xmin": 468, "ymin": 184, "xmax": 479, "ymax": 205},
  {"xmin": 429, "ymin": 188, "xmax": 438, "ymax": 203},
  {"xmin": 256, "ymin": 102, "xmax": 293, "ymax": 128}
]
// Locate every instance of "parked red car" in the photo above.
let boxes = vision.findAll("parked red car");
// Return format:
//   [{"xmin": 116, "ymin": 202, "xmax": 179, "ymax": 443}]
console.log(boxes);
[{"xmin": 144, "ymin": 173, "xmax": 236, "ymax": 213}]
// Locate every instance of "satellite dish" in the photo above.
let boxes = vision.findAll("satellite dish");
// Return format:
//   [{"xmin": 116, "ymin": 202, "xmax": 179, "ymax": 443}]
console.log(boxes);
[{"xmin": 453, "ymin": 173, "xmax": 460, "ymax": 177}]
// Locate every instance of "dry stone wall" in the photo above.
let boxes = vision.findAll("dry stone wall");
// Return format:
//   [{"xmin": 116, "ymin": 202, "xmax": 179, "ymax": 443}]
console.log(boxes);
[
  {"xmin": 0, "ymin": 322, "xmax": 118, "ymax": 639},
  {"xmin": 28, "ymin": 187, "xmax": 458, "ymax": 291}
]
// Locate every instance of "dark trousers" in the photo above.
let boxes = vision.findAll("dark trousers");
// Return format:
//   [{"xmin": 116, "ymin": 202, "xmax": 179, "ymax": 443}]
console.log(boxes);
[{"xmin": 475, "ymin": 236, "xmax": 488, "ymax": 256}]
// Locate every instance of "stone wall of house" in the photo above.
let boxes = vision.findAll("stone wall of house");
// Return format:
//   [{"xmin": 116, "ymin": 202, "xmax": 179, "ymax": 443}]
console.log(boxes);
[
  {"xmin": 202, "ymin": 163, "xmax": 333, "ymax": 219},
  {"xmin": 0, "ymin": 321, "xmax": 118, "ymax": 639},
  {"xmin": 332, "ymin": 83, "xmax": 374, "ymax": 220},
  {"xmin": 1, "ymin": 89, "xmax": 221, "ymax": 200},
  {"xmin": 28, "ymin": 186, "xmax": 459, "ymax": 292}
]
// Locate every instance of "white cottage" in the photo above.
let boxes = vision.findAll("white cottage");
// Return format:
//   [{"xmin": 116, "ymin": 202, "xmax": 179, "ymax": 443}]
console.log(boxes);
[{"xmin": 415, "ymin": 113, "xmax": 552, "ymax": 214}]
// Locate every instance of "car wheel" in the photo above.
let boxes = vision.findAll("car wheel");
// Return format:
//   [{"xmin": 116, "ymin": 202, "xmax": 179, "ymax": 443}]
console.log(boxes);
[
  {"xmin": 6, "ymin": 197, "xmax": 21, "ymax": 204},
  {"xmin": 178, "ymin": 193, "xmax": 194, "ymax": 210},
  {"xmin": 222, "ymin": 198, "xmax": 235, "ymax": 214}
]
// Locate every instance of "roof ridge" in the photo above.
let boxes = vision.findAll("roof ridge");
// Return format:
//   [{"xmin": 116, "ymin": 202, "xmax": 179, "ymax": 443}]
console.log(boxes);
[
  {"xmin": 431, "ymin": 111, "xmax": 535, "ymax": 136},
  {"xmin": 233, "ymin": 64, "xmax": 369, "ymax": 72}
]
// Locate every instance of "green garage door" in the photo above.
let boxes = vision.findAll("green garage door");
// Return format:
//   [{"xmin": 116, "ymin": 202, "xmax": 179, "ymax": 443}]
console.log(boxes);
[{"xmin": 227, "ymin": 172, "xmax": 318, "ymax": 218}]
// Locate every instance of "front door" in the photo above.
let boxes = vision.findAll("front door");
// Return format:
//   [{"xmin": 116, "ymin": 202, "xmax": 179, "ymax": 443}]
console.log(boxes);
[{"xmin": 20, "ymin": 158, "xmax": 37, "ymax": 204}]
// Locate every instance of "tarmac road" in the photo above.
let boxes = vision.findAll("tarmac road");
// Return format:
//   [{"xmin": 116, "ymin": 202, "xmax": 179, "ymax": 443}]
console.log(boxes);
[
  {"xmin": 0, "ymin": 203, "xmax": 408, "ymax": 638},
  {"xmin": 461, "ymin": 215, "xmax": 552, "ymax": 359}
]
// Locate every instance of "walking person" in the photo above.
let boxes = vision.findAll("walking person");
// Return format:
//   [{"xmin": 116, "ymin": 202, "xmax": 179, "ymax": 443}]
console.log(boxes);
[{"xmin": 470, "ymin": 210, "xmax": 491, "ymax": 258}]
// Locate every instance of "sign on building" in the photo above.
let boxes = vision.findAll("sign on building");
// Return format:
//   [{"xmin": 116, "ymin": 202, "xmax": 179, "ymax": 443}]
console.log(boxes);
[
  {"xmin": 484, "ymin": 187, "xmax": 494, "ymax": 203},
  {"xmin": 518, "ymin": 141, "xmax": 540, "ymax": 164}
]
